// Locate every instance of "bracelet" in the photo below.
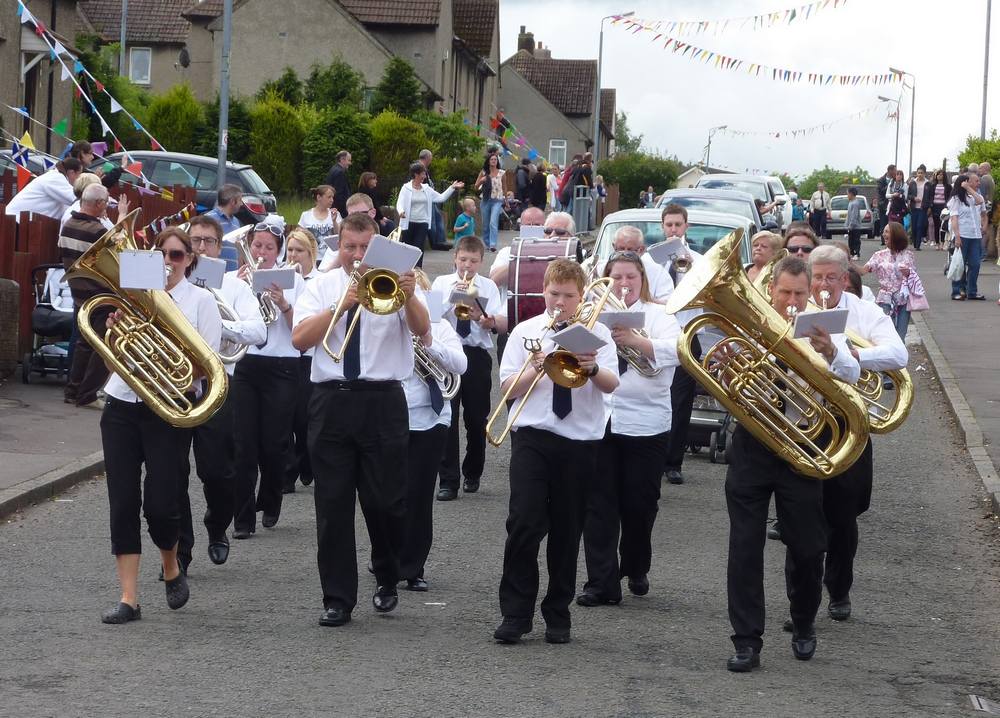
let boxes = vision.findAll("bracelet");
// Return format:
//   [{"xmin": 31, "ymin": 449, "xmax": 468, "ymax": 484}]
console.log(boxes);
[{"xmin": 587, "ymin": 364, "xmax": 599, "ymax": 378}]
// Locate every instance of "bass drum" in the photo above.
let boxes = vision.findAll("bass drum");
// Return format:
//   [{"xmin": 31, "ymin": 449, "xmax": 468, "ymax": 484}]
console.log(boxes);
[{"xmin": 507, "ymin": 238, "xmax": 580, "ymax": 332}]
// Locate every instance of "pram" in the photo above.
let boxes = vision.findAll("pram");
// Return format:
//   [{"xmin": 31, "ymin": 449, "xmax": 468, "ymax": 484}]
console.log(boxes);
[{"xmin": 21, "ymin": 264, "xmax": 74, "ymax": 383}]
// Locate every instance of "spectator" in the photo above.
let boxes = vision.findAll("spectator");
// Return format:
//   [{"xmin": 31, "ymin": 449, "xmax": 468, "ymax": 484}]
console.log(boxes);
[
  {"xmin": 297, "ymin": 185, "xmax": 340, "ymax": 261},
  {"xmin": 886, "ymin": 170, "xmax": 908, "ymax": 225},
  {"xmin": 378, "ymin": 205, "xmax": 397, "ymax": 237},
  {"xmin": 979, "ymin": 162, "xmax": 996, "ymax": 258},
  {"xmin": 323, "ymin": 150, "xmax": 352, "ymax": 217},
  {"xmin": 418, "ymin": 148, "xmax": 450, "ymax": 250},
  {"xmin": 205, "ymin": 184, "xmax": 243, "ymax": 236},
  {"xmin": 529, "ymin": 164, "xmax": 548, "ymax": 209},
  {"xmin": 357, "ymin": 172, "xmax": 384, "ymax": 222},
  {"xmin": 5, "ymin": 158, "xmax": 82, "ymax": 220},
  {"xmin": 515, "ymin": 157, "xmax": 531, "ymax": 205},
  {"xmin": 860, "ymin": 221, "xmax": 923, "ymax": 338},
  {"xmin": 474, "ymin": 152, "xmax": 505, "ymax": 252},
  {"xmin": 453, "ymin": 198, "xmax": 477, "ymax": 240},
  {"xmin": 745, "ymin": 231, "xmax": 783, "ymax": 283},
  {"xmin": 808, "ymin": 182, "xmax": 831, "ymax": 239},
  {"xmin": 396, "ymin": 162, "xmax": 463, "ymax": 266},
  {"xmin": 927, "ymin": 168, "xmax": 951, "ymax": 249},
  {"xmin": 907, "ymin": 164, "xmax": 931, "ymax": 250},
  {"xmin": 61, "ymin": 173, "xmax": 117, "ymax": 233},
  {"xmin": 558, "ymin": 154, "xmax": 583, "ymax": 212},
  {"xmin": 639, "ymin": 185, "xmax": 656, "ymax": 208},
  {"xmin": 547, "ymin": 165, "xmax": 561, "ymax": 211},
  {"xmin": 845, "ymin": 187, "xmax": 865, "ymax": 259},
  {"xmin": 876, "ymin": 164, "xmax": 896, "ymax": 238},
  {"xmin": 945, "ymin": 173, "xmax": 986, "ymax": 301}
]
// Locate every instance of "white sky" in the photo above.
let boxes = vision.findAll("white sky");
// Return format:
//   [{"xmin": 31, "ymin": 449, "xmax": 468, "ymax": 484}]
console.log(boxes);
[{"xmin": 499, "ymin": 0, "xmax": 994, "ymax": 180}]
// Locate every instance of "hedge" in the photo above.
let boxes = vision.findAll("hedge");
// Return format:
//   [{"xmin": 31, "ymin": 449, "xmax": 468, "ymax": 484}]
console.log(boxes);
[
  {"xmin": 369, "ymin": 111, "xmax": 433, "ymax": 196},
  {"xmin": 301, "ymin": 105, "xmax": 372, "ymax": 190},
  {"xmin": 249, "ymin": 92, "xmax": 304, "ymax": 195}
]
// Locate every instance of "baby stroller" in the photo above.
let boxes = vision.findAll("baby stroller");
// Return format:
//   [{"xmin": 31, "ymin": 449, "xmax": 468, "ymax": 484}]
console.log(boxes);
[{"xmin": 21, "ymin": 264, "xmax": 75, "ymax": 383}]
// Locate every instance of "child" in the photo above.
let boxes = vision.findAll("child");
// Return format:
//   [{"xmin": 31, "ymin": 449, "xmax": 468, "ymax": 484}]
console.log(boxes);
[
  {"xmin": 493, "ymin": 259, "xmax": 619, "ymax": 645},
  {"xmin": 453, "ymin": 198, "xmax": 477, "ymax": 240},
  {"xmin": 430, "ymin": 236, "xmax": 506, "ymax": 501}
]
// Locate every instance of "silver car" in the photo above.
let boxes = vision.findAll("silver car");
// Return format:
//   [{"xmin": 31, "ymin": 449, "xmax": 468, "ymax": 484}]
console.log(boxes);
[{"xmin": 826, "ymin": 194, "xmax": 875, "ymax": 238}]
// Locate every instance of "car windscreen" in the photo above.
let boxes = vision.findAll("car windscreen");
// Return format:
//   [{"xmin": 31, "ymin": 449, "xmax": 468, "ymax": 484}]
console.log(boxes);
[
  {"xmin": 239, "ymin": 168, "xmax": 272, "ymax": 194},
  {"xmin": 663, "ymin": 196, "xmax": 754, "ymax": 223},
  {"xmin": 697, "ymin": 179, "xmax": 769, "ymax": 201},
  {"xmin": 830, "ymin": 196, "xmax": 848, "ymax": 211}
]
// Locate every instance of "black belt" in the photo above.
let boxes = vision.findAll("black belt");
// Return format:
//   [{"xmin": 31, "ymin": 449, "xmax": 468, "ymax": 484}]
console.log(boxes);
[{"xmin": 317, "ymin": 379, "xmax": 401, "ymax": 392}]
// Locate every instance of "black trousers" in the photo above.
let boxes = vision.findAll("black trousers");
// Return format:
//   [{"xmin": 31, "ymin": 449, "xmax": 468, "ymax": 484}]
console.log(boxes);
[
  {"xmin": 583, "ymin": 427, "xmax": 669, "ymax": 599},
  {"xmin": 847, "ymin": 229, "xmax": 862, "ymax": 257},
  {"xmin": 401, "ymin": 222, "xmax": 429, "ymax": 268},
  {"xmin": 232, "ymin": 354, "xmax": 298, "ymax": 533},
  {"xmin": 284, "ymin": 355, "xmax": 314, "ymax": 488},
  {"xmin": 101, "ymin": 398, "xmax": 188, "ymax": 555},
  {"xmin": 725, "ymin": 426, "xmax": 826, "ymax": 651},
  {"xmin": 810, "ymin": 208, "xmax": 828, "ymax": 238},
  {"xmin": 309, "ymin": 381, "xmax": 409, "ymax": 612},
  {"xmin": 398, "ymin": 424, "xmax": 448, "ymax": 580},
  {"xmin": 439, "ymin": 346, "xmax": 492, "ymax": 489},
  {"xmin": 665, "ymin": 334, "xmax": 701, "ymax": 470},
  {"xmin": 499, "ymin": 427, "xmax": 598, "ymax": 630},
  {"xmin": 65, "ymin": 300, "xmax": 111, "ymax": 406},
  {"xmin": 177, "ymin": 391, "xmax": 236, "ymax": 565}
]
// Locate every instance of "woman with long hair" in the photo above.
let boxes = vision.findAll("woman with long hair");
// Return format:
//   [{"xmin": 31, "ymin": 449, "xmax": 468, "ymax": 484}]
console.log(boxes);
[
  {"xmin": 745, "ymin": 231, "xmax": 783, "ymax": 283},
  {"xmin": 358, "ymin": 172, "xmax": 384, "ymax": 221},
  {"xmin": 396, "ymin": 163, "xmax": 464, "ymax": 267},
  {"xmin": 297, "ymin": 185, "xmax": 340, "ymax": 261},
  {"xmin": 860, "ymin": 221, "xmax": 922, "ymax": 338},
  {"xmin": 928, "ymin": 169, "xmax": 952, "ymax": 249},
  {"xmin": 944, "ymin": 173, "xmax": 986, "ymax": 301},
  {"xmin": 474, "ymin": 153, "xmax": 505, "ymax": 252}
]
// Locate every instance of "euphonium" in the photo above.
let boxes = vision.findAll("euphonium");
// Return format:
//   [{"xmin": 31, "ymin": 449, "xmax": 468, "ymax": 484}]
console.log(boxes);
[
  {"xmin": 454, "ymin": 271, "xmax": 478, "ymax": 321},
  {"xmin": 412, "ymin": 335, "xmax": 461, "ymax": 400},
  {"xmin": 322, "ymin": 260, "xmax": 407, "ymax": 361},
  {"xmin": 664, "ymin": 228, "xmax": 869, "ymax": 479},
  {"xmin": 236, "ymin": 234, "xmax": 278, "ymax": 325},
  {"xmin": 64, "ymin": 210, "xmax": 228, "ymax": 428},
  {"xmin": 604, "ymin": 287, "xmax": 662, "ymax": 377}
]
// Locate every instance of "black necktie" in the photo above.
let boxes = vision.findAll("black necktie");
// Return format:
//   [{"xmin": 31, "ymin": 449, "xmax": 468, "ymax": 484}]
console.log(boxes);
[
  {"xmin": 457, "ymin": 318, "xmax": 471, "ymax": 338},
  {"xmin": 618, "ymin": 355, "xmax": 628, "ymax": 375},
  {"xmin": 344, "ymin": 305, "xmax": 361, "ymax": 380},
  {"xmin": 552, "ymin": 384, "xmax": 572, "ymax": 419},
  {"xmin": 668, "ymin": 262, "xmax": 678, "ymax": 285},
  {"xmin": 425, "ymin": 376, "xmax": 444, "ymax": 414}
]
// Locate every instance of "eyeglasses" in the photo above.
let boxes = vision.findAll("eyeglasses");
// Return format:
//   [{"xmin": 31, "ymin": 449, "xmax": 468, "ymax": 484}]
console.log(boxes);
[
  {"xmin": 787, "ymin": 245, "xmax": 814, "ymax": 254},
  {"xmin": 191, "ymin": 236, "xmax": 219, "ymax": 247},
  {"xmin": 253, "ymin": 222, "xmax": 284, "ymax": 239},
  {"xmin": 608, "ymin": 250, "xmax": 641, "ymax": 262},
  {"xmin": 543, "ymin": 227, "xmax": 572, "ymax": 237},
  {"xmin": 164, "ymin": 249, "xmax": 189, "ymax": 262}
]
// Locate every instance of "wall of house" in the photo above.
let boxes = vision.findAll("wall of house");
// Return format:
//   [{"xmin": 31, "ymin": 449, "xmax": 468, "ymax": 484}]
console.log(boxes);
[
  {"xmin": 367, "ymin": 26, "xmax": 443, "ymax": 101},
  {"xmin": 179, "ymin": 23, "xmax": 216, "ymax": 101}
]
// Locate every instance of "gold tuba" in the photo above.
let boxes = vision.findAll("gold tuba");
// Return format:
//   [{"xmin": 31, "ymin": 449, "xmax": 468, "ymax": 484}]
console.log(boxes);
[
  {"xmin": 665, "ymin": 229, "xmax": 869, "ymax": 479},
  {"xmin": 64, "ymin": 210, "xmax": 228, "ymax": 428}
]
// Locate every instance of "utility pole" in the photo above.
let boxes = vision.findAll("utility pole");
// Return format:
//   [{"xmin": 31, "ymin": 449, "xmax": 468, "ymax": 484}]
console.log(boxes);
[
  {"xmin": 118, "ymin": 0, "xmax": 128, "ymax": 76},
  {"xmin": 984, "ymin": 0, "xmax": 992, "ymax": 139},
  {"xmin": 217, "ymin": 0, "xmax": 233, "ymax": 188},
  {"xmin": 592, "ymin": 11, "xmax": 633, "ymax": 164}
]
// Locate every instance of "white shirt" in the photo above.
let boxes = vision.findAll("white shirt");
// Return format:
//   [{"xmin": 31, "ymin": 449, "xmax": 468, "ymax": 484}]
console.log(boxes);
[
  {"xmin": 215, "ymin": 271, "xmax": 268, "ymax": 376},
  {"xmin": 661, "ymin": 243, "xmax": 704, "ymax": 330},
  {"xmin": 104, "ymin": 277, "xmax": 222, "ymax": 402},
  {"xmin": 43, "ymin": 268, "xmax": 74, "ymax": 312},
  {"xmin": 396, "ymin": 182, "xmax": 455, "ymax": 229},
  {"xmin": 431, "ymin": 272, "xmax": 503, "ymax": 350},
  {"xmin": 810, "ymin": 191, "xmax": 831, "ymax": 210},
  {"xmin": 293, "ymin": 266, "xmax": 416, "ymax": 382},
  {"xmin": 836, "ymin": 291, "xmax": 908, "ymax": 371},
  {"xmin": 247, "ymin": 271, "xmax": 304, "ymax": 358},
  {"xmin": 499, "ymin": 311, "xmax": 618, "ymax": 441},
  {"xmin": 5, "ymin": 169, "xmax": 76, "ymax": 220},
  {"xmin": 297, "ymin": 208, "xmax": 339, "ymax": 242},
  {"xmin": 404, "ymin": 320, "xmax": 467, "ymax": 431},
  {"xmin": 491, "ymin": 245, "xmax": 512, "ymax": 304},
  {"xmin": 861, "ymin": 285, "xmax": 876, "ymax": 303},
  {"xmin": 604, "ymin": 301, "xmax": 681, "ymax": 436}
]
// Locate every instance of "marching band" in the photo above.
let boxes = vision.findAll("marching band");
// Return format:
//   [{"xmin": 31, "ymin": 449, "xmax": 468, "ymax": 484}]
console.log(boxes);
[{"xmin": 71, "ymin": 196, "xmax": 912, "ymax": 673}]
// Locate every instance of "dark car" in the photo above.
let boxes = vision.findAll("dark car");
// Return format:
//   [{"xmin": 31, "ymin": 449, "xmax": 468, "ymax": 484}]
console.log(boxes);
[{"xmin": 91, "ymin": 151, "xmax": 277, "ymax": 215}]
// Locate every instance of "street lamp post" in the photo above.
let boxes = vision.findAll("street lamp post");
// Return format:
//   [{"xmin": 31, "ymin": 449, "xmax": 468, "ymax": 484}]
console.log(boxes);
[
  {"xmin": 984, "ymin": 0, "xmax": 992, "ymax": 140},
  {"xmin": 705, "ymin": 125, "xmax": 727, "ymax": 168},
  {"xmin": 593, "ymin": 11, "xmax": 634, "ymax": 165},
  {"xmin": 878, "ymin": 95, "xmax": 900, "ymax": 167},
  {"xmin": 890, "ymin": 66, "xmax": 915, "ymax": 175}
]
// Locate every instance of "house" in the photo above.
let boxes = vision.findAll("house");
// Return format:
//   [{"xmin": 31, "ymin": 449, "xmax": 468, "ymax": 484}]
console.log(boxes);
[
  {"xmin": 1, "ymin": 0, "xmax": 79, "ymax": 154},
  {"xmin": 496, "ymin": 26, "xmax": 615, "ymax": 170},
  {"xmin": 675, "ymin": 165, "xmax": 734, "ymax": 189}
]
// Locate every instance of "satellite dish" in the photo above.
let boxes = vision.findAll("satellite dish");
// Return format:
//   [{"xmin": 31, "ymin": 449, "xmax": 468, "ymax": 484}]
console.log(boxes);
[{"xmin": 178, "ymin": 47, "xmax": 191, "ymax": 68}]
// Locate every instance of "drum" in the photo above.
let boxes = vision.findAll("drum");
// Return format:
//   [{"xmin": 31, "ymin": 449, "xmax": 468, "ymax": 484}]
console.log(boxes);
[{"xmin": 507, "ymin": 238, "xmax": 580, "ymax": 331}]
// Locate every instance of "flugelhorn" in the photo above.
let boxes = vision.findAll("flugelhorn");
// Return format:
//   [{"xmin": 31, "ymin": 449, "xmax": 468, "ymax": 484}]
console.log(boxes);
[
  {"xmin": 665, "ymin": 228, "xmax": 868, "ymax": 479},
  {"xmin": 322, "ymin": 260, "xmax": 406, "ymax": 361},
  {"xmin": 236, "ymin": 234, "xmax": 279, "ymax": 325},
  {"xmin": 64, "ymin": 210, "xmax": 228, "ymax": 428}
]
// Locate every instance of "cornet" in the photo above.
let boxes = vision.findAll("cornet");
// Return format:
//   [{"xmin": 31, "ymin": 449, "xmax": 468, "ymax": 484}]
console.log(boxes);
[
  {"xmin": 413, "ymin": 335, "xmax": 461, "ymax": 400},
  {"xmin": 454, "ymin": 271, "xmax": 479, "ymax": 321},
  {"xmin": 236, "ymin": 235, "xmax": 279, "ymax": 325}
]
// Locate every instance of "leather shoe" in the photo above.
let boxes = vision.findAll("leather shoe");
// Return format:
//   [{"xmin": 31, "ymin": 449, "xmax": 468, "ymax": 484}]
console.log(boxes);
[
  {"xmin": 207, "ymin": 539, "xmax": 230, "ymax": 565},
  {"xmin": 665, "ymin": 469, "xmax": 684, "ymax": 485},
  {"xmin": 727, "ymin": 646, "xmax": 760, "ymax": 672},
  {"xmin": 101, "ymin": 601, "xmax": 141, "ymax": 625},
  {"xmin": 232, "ymin": 527, "xmax": 253, "ymax": 540},
  {"xmin": 828, "ymin": 597, "xmax": 852, "ymax": 621},
  {"xmin": 576, "ymin": 590, "xmax": 621, "ymax": 607},
  {"xmin": 165, "ymin": 571, "xmax": 190, "ymax": 610},
  {"xmin": 261, "ymin": 511, "xmax": 279, "ymax": 529},
  {"xmin": 493, "ymin": 617, "xmax": 532, "ymax": 644},
  {"xmin": 436, "ymin": 487, "xmax": 458, "ymax": 501},
  {"xmin": 544, "ymin": 626, "xmax": 571, "ymax": 644},
  {"xmin": 791, "ymin": 626, "xmax": 817, "ymax": 660},
  {"xmin": 373, "ymin": 585, "xmax": 398, "ymax": 613},
  {"xmin": 403, "ymin": 577, "xmax": 428, "ymax": 592},
  {"xmin": 463, "ymin": 478, "xmax": 480, "ymax": 493},
  {"xmin": 627, "ymin": 575, "xmax": 649, "ymax": 596},
  {"xmin": 319, "ymin": 607, "xmax": 351, "ymax": 627},
  {"xmin": 767, "ymin": 521, "xmax": 781, "ymax": 541}
]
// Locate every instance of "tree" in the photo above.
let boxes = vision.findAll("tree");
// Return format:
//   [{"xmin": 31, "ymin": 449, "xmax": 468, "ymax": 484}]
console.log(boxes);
[
  {"xmin": 958, "ymin": 131, "xmax": 1000, "ymax": 190},
  {"xmin": 773, "ymin": 172, "xmax": 798, "ymax": 192},
  {"xmin": 798, "ymin": 166, "xmax": 875, "ymax": 198},
  {"xmin": 194, "ymin": 94, "xmax": 253, "ymax": 163},
  {"xmin": 146, "ymin": 84, "xmax": 203, "ymax": 154},
  {"xmin": 614, "ymin": 111, "xmax": 642, "ymax": 154},
  {"xmin": 597, "ymin": 152, "xmax": 683, "ymax": 208},
  {"xmin": 369, "ymin": 110, "xmax": 432, "ymax": 194},
  {"xmin": 305, "ymin": 56, "xmax": 365, "ymax": 110},
  {"xmin": 249, "ymin": 91, "xmax": 305, "ymax": 194},
  {"xmin": 257, "ymin": 67, "xmax": 303, "ymax": 106},
  {"xmin": 301, "ymin": 105, "xmax": 372, "ymax": 189},
  {"xmin": 412, "ymin": 110, "xmax": 484, "ymax": 159},
  {"xmin": 370, "ymin": 58, "xmax": 423, "ymax": 117}
]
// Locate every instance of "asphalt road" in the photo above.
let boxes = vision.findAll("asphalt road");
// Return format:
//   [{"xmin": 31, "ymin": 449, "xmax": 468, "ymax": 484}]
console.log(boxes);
[{"xmin": 2, "ymin": 246, "xmax": 1000, "ymax": 717}]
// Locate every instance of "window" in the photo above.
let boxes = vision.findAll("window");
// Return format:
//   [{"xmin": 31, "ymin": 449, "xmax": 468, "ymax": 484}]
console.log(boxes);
[
  {"xmin": 194, "ymin": 166, "xmax": 217, "ymax": 190},
  {"xmin": 548, "ymin": 139, "xmax": 567, "ymax": 168},
  {"xmin": 129, "ymin": 47, "xmax": 151, "ymax": 85},
  {"xmin": 150, "ymin": 161, "xmax": 199, "ymax": 188}
]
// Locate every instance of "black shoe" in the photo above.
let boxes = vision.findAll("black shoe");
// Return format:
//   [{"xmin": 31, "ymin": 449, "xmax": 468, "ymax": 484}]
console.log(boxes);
[
  {"xmin": 373, "ymin": 585, "xmax": 399, "ymax": 613},
  {"xmin": 727, "ymin": 646, "xmax": 760, "ymax": 672},
  {"xmin": 463, "ymin": 478, "xmax": 480, "ymax": 493},
  {"xmin": 767, "ymin": 522, "xmax": 781, "ymax": 541},
  {"xmin": 232, "ymin": 527, "xmax": 253, "ymax": 540},
  {"xmin": 207, "ymin": 538, "xmax": 230, "ymax": 565},
  {"xmin": 101, "ymin": 602, "xmax": 141, "ymax": 625},
  {"xmin": 828, "ymin": 597, "xmax": 852, "ymax": 621},
  {"xmin": 627, "ymin": 575, "xmax": 649, "ymax": 596},
  {"xmin": 791, "ymin": 626, "xmax": 817, "ymax": 660},
  {"xmin": 782, "ymin": 619, "xmax": 793, "ymax": 633},
  {"xmin": 970, "ymin": 294, "xmax": 987, "ymax": 300},
  {"xmin": 665, "ymin": 469, "xmax": 684, "ymax": 485},
  {"xmin": 300, "ymin": 474, "xmax": 313, "ymax": 487},
  {"xmin": 544, "ymin": 626, "xmax": 571, "ymax": 644},
  {"xmin": 319, "ymin": 607, "xmax": 352, "ymax": 627},
  {"xmin": 261, "ymin": 511, "xmax": 279, "ymax": 529},
  {"xmin": 576, "ymin": 590, "xmax": 622, "ymax": 607},
  {"xmin": 165, "ymin": 571, "xmax": 190, "ymax": 610},
  {"xmin": 403, "ymin": 577, "xmax": 428, "ymax": 592},
  {"xmin": 436, "ymin": 487, "xmax": 458, "ymax": 501},
  {"xmin": 493, "ymin": 617, "xmax": 532, "ymax": 644}
]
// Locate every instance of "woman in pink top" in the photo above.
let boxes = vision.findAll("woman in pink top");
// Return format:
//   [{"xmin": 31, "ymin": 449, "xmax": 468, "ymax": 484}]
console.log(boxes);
[{"xmin": 860, "ymin": 221, "xmax": 924, "ymax": 339}]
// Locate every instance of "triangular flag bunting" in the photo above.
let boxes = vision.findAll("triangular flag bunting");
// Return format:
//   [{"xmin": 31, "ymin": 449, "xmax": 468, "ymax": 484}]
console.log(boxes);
[
  {"xmin": 60, "ymin": 63, "xmax": 71, "ymax": 81},
  {"xmin": 109, "ymin": 98, "xmax": 123, "ymax": 113},
  {"xmin": 151, "ymin": 138, "xmax": 163, "ymax": 151},
  {"xmin": 20, "ymin": 131, "xmax": 35, "ymax": 150},
  {"xmin": 52, "ymin": 118, "xmax": 68, "ymax": 135},
  {"xmin": 100, "ymin": 117, "xmax": 112, "ymax": 136},
  {"xmin": 74, "ymin": 60, "xmax": 84, "ymax": 74},
  {"xmin": 114, "ymin": 139, "xmax": 123, "ymax": 153},
  {"xmin": 17, "ymin": 165, "xmax": 32, "ymax": 191},
  {"xmin": 10, "ymin": 141, "xmax": 29, "ymax": 168}
]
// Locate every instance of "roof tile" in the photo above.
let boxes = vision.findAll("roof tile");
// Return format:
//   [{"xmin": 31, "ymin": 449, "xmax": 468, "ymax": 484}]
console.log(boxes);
[
  {"xmin": 453, "ymin": 0, "xmax": 495, "ymax": 57},
  {"xmin": 338, "ymin": 0, "xmax": 440, "ymax": 26},
  {"xmin": 600, "ymin": 88, "xmax": 615, "ymax": 130},
  {"xmin": 79, "ymin": 0, "xmax": 192, "ymax": 43},
  {"xmin": 508, "ymin": 49, "xmax": 597, "ymax": 116}
]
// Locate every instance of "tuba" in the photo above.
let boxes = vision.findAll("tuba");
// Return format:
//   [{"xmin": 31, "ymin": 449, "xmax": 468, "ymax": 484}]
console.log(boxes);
[
  {"xmin": 64, "ymin": 210, "xmax": 228, "ymax": 428},
  {"xmin": 665, "ymin": 229, "xmax": 868, "ymax": 479}
]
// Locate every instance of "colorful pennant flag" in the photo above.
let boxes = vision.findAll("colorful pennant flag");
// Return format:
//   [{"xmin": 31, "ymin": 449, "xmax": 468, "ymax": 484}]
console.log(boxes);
[
  {"xmin": 10, "ymin": 140, "xmax": 29, "ymax": 168},
  {"xmin": 52, "ymin": 118, "xmax": 68, "ymax": 135},
  {"xmin": 19, "ymin": 130, "xmax": 35, "ymax": 150}
]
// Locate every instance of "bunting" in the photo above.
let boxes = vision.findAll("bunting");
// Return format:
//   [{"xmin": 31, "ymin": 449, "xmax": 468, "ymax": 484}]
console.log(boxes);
[
  {"xmin": 482, "ymin": 107, "xmax": 550, "ymax": 166},
  {"xmin": 614, "ymin": 1, "xmax": 849, "ymax": 36},
  {"xmin": 144, "ymin": 203, "xmax": 196, "ymax": 235},
  {"xmin": 719, "ymin": 101, "xmax": 892, "ymax": 140}
]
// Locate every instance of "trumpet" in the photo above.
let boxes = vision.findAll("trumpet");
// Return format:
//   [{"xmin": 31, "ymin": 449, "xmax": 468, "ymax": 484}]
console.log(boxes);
[
  {"xmin": 413, "ymin": 335, "xmax": 461, "ymax": 400},
  {"xmin": 454, "ymin": 271, "xmax": 479, "ymax": 321},
  {"xmin": 322, "ymin": 260, "xmax": 407, "ymax": 361},
  {"xmin": 236, "ymin": 235, "xmax": 279, "ymax": 325},
  {"xmin": 605, "ymin": 287, "xmax": 662, "ymax": 377}
]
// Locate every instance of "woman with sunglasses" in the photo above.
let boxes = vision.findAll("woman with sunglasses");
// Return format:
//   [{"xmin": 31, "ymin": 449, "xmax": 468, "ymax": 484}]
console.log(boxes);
[
  {"xmin": 396, "ymin": 162, "xmax": 464, "ymax": 267},
  {"xmin": 100, "ymin": 228, "xmax": 222, "ymax": 624},
  {"xmin": 231, "ymin": 221, "xmax": 305, "ymax": 538},
  {"xmin": 577, "ymin": 251, "xmax": 681, "ymax": 607}
]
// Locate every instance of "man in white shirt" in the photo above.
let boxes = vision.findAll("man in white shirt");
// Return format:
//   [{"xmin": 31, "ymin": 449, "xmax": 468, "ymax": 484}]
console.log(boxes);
[
  {"xmin": 489, "ymin": 206, "xmax": 545, "ymax": 363},
  {"xmin": 596, "ymin": 225, "xmax": 674, "ymax": 303},
  {"xmin": 808, "ymin": 182, "xmax": 831, "ymax": 239},
  {"xmin": 293, "ymin": 213, "xmax": 430, "ymax": 627}
]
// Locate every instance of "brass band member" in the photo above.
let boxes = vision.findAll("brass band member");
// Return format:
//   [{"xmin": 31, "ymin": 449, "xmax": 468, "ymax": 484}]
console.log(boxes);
[
  {"xmin": 178, "ymin": 216, "xmax": 266, "ymax": 570},
  {"xmin": 724, "ymin": 256, "xmax": 859, "ymax": 671},
  {"xmin": 292, "ymin": 213, "xmax": 430, "ymax": 627},
  {"xmin": 578, "ymin": 251, "xmax": 680, "ymax": 606},
  {"xmin": 232, "ymin": 222, "xmax": 305, "ymax": 538},
  {"xmin": 100, "ymin": 228, "xmax": 221, "ymax": 624},
  {"xmin": 494, "ymin": 259, "xmax": 619, "ymax": 645},
  {"xmin": 597, "ymin": 225, "xmax": 675, "ymax": 302}
]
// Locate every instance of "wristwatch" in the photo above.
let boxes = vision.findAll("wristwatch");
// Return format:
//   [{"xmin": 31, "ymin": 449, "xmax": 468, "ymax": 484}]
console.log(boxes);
[{"xmin": 587, "ymin": 364, "xmax": 599, "ymax": 378}]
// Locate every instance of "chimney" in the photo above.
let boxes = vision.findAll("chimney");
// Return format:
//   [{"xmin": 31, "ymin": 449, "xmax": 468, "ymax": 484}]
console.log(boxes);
[
  {"xmin": 517, "ymin": 26, "xmax": 535, "ymax": 54},
  {"xmin": 534, "ymin": 42, "xmax": 551, "ymax": 60}
]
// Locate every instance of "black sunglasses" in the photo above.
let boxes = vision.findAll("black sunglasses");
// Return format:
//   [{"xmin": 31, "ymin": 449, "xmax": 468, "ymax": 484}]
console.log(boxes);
[
  {"xmin": 543, "ymin": 227, "xmax": 571, "ymax": 236},
  {"xmin": 788, "ymin": 245, "xmax": 814, "ymax": 254},
  {"xmin": 165, "ymin": 249, "xmax": 189, "ymax": 261}
]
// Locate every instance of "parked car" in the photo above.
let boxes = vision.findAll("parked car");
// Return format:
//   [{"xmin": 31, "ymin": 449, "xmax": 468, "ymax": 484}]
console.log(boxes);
[
  {"xmin": 826, "ymin": 194, "xmax": 875, "ymax": 238},
  {"xmin": 656, "ymin": 188, "xmax": 766, "ymax": 233},
  {"xmin": 694, "ymin": 174, "xmax": 791, "ymax": 229},
  {"xmin": 90, "ymin": 151, "xmax": 277, "ymax": 215}
]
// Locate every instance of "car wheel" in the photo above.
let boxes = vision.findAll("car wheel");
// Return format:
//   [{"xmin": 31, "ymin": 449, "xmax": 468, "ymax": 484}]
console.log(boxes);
[
  {"xmin": 22, "ymin": 352, "xmax": 32, "ymax": 384},
  {"xmin": 709, "ymin": 432, "xmax": 720, "ymax": 463}
]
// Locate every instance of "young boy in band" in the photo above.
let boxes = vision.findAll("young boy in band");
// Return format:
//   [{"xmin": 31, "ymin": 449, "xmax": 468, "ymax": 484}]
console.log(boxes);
[
  {"xmin": 431, "ymin": 236, "xmax": 506, "ymax": 500},
  {"xmin": 494, "ymin": 259, "xmax": 619, "ymax": 645}
]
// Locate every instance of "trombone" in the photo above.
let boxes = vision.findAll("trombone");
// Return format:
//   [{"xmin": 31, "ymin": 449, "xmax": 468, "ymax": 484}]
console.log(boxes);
[{"xmin": 322, "ymin": 260, "xmax": 407, "ymax": 361}]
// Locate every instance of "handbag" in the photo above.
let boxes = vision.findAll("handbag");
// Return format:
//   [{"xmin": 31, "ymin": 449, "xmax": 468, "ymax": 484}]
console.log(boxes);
[
  {"xmin": 946, "ymin": 248, "xmax": 965, "ymax": 281},
  {"xmin": 907, "ymin": 292, "xmax": 929, "ymax": 311}
]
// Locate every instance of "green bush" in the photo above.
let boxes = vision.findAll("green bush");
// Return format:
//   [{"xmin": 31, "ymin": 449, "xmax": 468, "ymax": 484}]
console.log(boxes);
[
  {"xmin": 194, "ymin": 94, "xmax": 253, "ymax": 163},
  {"xmin": 369, "ymin": 111, "xmax": 433, "ymax": 195},
  {"xmin": 413, "ymin": 110, "xmax": 484, "ymax": 159},
  {"xmin": 256, "ymin": 67, "xmax": 303, "ymax": 106},
  {"xmin": 146, "ymin": 84, "xmax": 203, "ymax": 153},
  {"xmin": 958, "ymin": 132, "xmax": 1000, "ymax": 197},
  {"xmin": 597, "ymin": 153, "xmax": 683, "ymax": 209},
  {"xmin": 370, "ymin": 58, "xmax": 423, "ymax": 117},
  {"xmin": 305, "ymin": 56, "xmax": 364, "ymax": 110},
  {"xmin": 798, "ymin": 166, "xmax": 874, "ymax": 198},
  {"xmin": 300, "ymin": 106, "xmax": 372, "ymax": 191},
  {"xmin": 249, "ymin": 91, "xmax": 305, "ymax": 195}
]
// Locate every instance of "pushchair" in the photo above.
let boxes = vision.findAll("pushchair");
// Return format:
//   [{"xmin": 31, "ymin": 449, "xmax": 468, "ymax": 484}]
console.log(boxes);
[{"xmin": 21, "ymin": 264, "xmax": 75, "ymax": 383}]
